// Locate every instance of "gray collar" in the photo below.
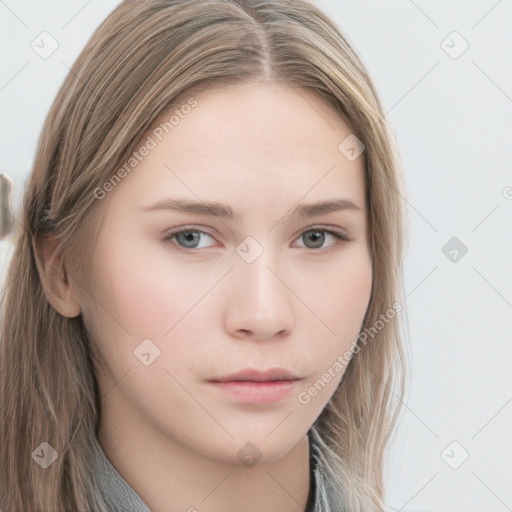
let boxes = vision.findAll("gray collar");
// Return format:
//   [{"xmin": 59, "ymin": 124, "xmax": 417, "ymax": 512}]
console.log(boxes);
[{"xmin": 93, "ymin": 437, "xmax": 151, "ymax": 512}]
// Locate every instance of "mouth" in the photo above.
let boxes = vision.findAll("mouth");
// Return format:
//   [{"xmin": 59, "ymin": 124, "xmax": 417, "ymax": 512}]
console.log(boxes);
[
  {"xmin": 208, "ymin": 368, "xmax": 303, "ymax": 404},
  {"xmin": 209, "ymin": 367, "xmax": 301, "ymax": 383}
]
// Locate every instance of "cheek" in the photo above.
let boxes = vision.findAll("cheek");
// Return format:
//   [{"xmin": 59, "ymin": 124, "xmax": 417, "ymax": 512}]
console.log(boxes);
[
  {"xmin": 85, "ymin": 237, "xmax": 216, "ymax": 371},
  {"xmin": 301, "ymin": 248, "xmax": 372, "ymax": 367},
  {"xmin": 292, "ymin": 250, "xmax": 372, "ymax": 409},
  {"xmin": 301, "ymin": 247, "xmax": 372, "ymax": 334},
  {"xmin": 88, "ymin": 237, "xmax": 184, "ymax": 336}
]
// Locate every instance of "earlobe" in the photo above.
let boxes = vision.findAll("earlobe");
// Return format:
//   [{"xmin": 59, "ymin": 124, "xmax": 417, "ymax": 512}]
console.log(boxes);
[{"xmin": 32, "ymin": 233, "xmax": 82, "ymax": 318}]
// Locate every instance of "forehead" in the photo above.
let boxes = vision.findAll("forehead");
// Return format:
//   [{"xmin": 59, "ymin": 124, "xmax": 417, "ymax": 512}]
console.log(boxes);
[
  {"xmin": 159, "ymin": 81, "xmax": 355, "ymax": 149},
  {"xmin": 108, "ymin": 82, "xmax": 366, "ymax": 213}
]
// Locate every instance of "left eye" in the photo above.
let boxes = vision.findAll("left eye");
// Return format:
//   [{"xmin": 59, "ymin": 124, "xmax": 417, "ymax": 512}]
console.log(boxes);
[
  {"xmin": 164, "ymin": 228, "xmax": 350, "ymax": 251},
  {"xmin": 295, "ymin": 229, "xmax": 350, "ymax": 249}
]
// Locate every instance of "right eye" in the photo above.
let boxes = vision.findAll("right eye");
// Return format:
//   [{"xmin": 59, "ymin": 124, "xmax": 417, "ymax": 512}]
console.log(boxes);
[{"xmin": 163, "ymin": 228, "xmax": 218, "ymax": 250}]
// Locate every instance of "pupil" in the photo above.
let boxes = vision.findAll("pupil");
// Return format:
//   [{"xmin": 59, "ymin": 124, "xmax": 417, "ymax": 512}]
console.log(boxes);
[
  {"xmin": 180, "ymin": 231, "xmax": 199, "ymax": 247},
  {"xmin": 307, "ymin": 230, "xmax": 324, "ymax": 248}
]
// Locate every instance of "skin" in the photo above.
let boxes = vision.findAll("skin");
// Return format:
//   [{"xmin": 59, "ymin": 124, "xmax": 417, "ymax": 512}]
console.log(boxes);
[{"xmin": 45, "ymin": 81, "xmax": 372, "ymax": 512}]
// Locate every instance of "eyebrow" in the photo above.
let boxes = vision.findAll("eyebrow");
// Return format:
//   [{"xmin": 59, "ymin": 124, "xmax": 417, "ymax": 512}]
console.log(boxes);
[{"xmin": 139, "ymin": 197, "xmax": 362, "ymax": 221}]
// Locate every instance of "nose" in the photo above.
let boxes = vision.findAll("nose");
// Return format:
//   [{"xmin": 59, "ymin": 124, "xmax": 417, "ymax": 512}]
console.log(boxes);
[{"xmin": 223, "ymin": 249, "xmax": 295, "ymax": 341}]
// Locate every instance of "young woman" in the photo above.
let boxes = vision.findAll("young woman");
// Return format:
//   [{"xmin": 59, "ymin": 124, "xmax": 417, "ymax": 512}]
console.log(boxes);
[{"xmin": 0, "ymin": 1, "xmax": 409, "ymax": 510}]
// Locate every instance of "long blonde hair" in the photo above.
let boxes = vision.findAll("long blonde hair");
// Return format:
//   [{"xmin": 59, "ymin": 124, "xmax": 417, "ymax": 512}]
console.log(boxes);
[{"xmin": 0, "ymin": 1, "xmax": 410, "ymax": 510}]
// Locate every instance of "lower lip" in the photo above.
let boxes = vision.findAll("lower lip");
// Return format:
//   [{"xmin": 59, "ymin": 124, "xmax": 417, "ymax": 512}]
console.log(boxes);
[{"xmin": 209, "ymin": 380, "xmax": 298, "ymax": 404}]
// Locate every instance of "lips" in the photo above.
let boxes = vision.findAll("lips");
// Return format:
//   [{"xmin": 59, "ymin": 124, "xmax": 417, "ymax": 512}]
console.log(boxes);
[
  {"xmin": 209, "ymin": 368, "xmax": 301, "ymax": 383},
  {"xmin": 208, "ymin": 368, "xmax": 302, "ymax": 404}
]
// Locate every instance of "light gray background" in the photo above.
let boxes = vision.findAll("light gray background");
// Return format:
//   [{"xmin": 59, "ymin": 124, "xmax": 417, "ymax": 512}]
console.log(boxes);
[{"xmin": 1, "ymin": 1, "xmax": 511, "ymax": 511}]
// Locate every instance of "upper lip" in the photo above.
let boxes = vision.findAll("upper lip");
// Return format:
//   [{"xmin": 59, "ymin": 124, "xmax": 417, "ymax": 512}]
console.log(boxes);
[{"xmin": 210, "ymin": 368, "xmax": 301, "ymax": 382}]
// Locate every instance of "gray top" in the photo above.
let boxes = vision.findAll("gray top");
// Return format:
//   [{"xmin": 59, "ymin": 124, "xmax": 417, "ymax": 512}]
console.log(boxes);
[
  {"xmin": 93, "ymin": 429, "xmax": 333, "ymax": 512},
  {"xmin": 93, "ymin": 438, "xmax": 152, "ymax": 512}
]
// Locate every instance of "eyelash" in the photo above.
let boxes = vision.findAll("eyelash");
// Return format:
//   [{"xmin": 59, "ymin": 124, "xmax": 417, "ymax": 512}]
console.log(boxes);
[{"xmin": 163, "ymin": 226, "xmax": 351, "ymax": 252}]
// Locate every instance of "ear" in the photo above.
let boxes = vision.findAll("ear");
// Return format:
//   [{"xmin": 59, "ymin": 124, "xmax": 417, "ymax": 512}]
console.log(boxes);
[{"xmin": 32, "ymin": 233, "xmax": 81, "ymax": 318}]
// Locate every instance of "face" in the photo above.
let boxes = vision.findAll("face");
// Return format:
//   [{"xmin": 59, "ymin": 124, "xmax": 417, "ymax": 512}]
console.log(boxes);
[{"xmin": 75, "ymin": 81, "xmax": 372, "ymax": 466}]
